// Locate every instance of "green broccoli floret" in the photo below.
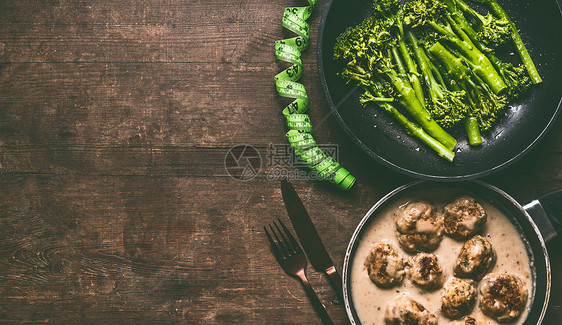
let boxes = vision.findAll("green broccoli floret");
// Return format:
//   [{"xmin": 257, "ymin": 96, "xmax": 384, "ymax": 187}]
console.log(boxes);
[
  {"xmin": 499, "ymin": 62, "xmax": 530, "ymax": 100},
  {"xmin": 449, "ymin": 0, "xmax": 510, "ymax": 49},
  {"xmin": 403, "ymin": 0, "xmax": 449, "ymax": 29},
  {"xmin": 476, "ymin": 13, "xmax": 510, "ymax": 49},
  {"xmin": 470, "ymin": 0, "xmax": 542, "ymax": 84}
]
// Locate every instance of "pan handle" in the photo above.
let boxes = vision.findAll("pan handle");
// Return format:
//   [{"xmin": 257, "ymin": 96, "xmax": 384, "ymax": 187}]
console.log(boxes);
[{"xmin": 523, "ymin": 189, "xmax": 562, "ymax": 242}]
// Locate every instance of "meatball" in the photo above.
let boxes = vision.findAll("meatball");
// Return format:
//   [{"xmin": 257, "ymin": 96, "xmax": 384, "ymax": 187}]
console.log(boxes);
[
  {"xmin": 450, "ymin": 316, "xmax": 485, "ymax": 325},
  {"xmin": 441, "ymin": 277, "xmax": 477, "ymax": 319},
  {"xmin": 407, "ymin": 253, "xmax": 444, "ymax": 290},
  {"xmin": 365, "ymin": 241, "xmax": 405, "ymax": 287},
  {"xmin": 443, "ymin": 196, "xmax": 487, "ymax": 239},
  {"xmin": 453, "ymin": 235, "xmax": 495, "ymax": 280},
  {"xmin": 480, "ymin": 273, "xmax": 528, "ymax": 322},
  {"xmin": 385, "ymin": 293, "xmax": 438, "ymax": 325},
  {"xmin": 396, "ymin": 201, "xmax": 444, "ymax": 253}
]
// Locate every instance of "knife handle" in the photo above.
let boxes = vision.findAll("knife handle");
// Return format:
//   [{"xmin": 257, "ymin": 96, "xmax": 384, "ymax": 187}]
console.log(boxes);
[{"xmin": 325, "ymin": 265, "xmax": 343, "ymax": 301}]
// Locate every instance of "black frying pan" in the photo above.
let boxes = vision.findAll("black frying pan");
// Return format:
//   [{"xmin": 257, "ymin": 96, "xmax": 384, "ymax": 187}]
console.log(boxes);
[
  {"xmin": 317, "ymin": 0, "xmax": 562, "ymax": 180},
  {"xmin": 342, "ymin": 181, "xmax": 562, "ymax": 324}
]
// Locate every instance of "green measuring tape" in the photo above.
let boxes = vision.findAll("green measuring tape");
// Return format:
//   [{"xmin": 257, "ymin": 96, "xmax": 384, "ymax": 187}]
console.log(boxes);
[{"xmin": 274, "ymin": 0, "xmax": 356, "ymax": 191}]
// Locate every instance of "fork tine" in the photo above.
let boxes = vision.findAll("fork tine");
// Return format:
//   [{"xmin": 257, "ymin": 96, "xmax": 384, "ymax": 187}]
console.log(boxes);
[
  {"xmin": 275, "ymin": 219, "xmax": 296, "ymax": 254},
  {"xmin": 277, "ymin": 218, "xmax": 303, "ymax": 254},
  {"xmin": 269, "ymin": 224, "xmax": 288, "ymax": 258},
  {"xmin": 273, "ymin": 220, "xmax": 295, "ymax": 254},
  {"xmin": 264, "ymin": 226, "xmax": 282, "ymax": 259}
]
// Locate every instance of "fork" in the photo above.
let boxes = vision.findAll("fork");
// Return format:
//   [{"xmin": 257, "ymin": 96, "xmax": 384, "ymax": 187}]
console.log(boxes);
[{"xmin": 265, "ymin": 219, "xmax": 334, "ymax": 325}]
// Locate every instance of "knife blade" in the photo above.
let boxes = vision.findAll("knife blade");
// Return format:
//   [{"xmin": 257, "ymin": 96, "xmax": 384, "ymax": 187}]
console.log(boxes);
[{"xmin": 281, "ymin": 179, "xmax": 343, "ymax": 300}]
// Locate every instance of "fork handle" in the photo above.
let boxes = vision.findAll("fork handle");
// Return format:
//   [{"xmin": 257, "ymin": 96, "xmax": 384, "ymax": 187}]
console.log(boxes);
[{"xmin": 296, "ymin": 270, "xmax": 334, "ymax": 325}]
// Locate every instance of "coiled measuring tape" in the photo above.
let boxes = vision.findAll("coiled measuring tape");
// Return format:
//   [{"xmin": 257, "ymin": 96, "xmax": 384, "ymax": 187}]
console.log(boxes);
[{"xmin": 274, "ymin": 0, "xmax": 355, "ymax": 190}]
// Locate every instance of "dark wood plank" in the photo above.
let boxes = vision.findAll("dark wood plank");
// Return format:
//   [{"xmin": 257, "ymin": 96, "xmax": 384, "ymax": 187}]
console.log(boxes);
[
  {"xmin": 0, "ymin": 62, "xmax": 332, "ymax": 149},
  {"xmin": 0, "ymin": 0, "xmax": 283, "ymax": 64}
]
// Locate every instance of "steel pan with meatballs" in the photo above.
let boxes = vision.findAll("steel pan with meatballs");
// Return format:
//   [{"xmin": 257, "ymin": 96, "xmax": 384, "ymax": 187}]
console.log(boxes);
[{"xmin": 346, "ymin": 186, "xmax": 533, "ymax": 325}]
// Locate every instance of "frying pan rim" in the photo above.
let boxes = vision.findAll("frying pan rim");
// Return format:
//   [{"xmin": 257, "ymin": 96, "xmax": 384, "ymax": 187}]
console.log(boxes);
[
  {"xmin": 316, "ymin": 0, "xmax": 562, "ymax": 180},
  {"xmin": 341, "ymin": 180, "xmax": 551, "ymax": 324}
]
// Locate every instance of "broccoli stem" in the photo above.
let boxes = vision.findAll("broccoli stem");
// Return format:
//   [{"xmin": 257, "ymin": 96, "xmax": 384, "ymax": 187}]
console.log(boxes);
[
  {"xmin": 412, "ymin": 2, "xmax": 506, "ymax": 95},
  {"xmin": 369, "ymin": 97, "xmax": 396, "ymax": 102},
  {"xmin": 426, "ymin": 21, "xmax": 456, "ymax": 39},
  {"xmin": 450, "ymin": 0, "xmax": 489, "ymax": 28},
  {"xmin": 464, "ymin": 116, "xmax": 482, "ymax": 145},
  {"xmin": 383, "ymin": 70, "xmax": 457, "ymax": 150},
  {"xmin": 365, "ymin": 91, "xmax": 455, "ymax": 162},
  {"xmin": 429, "ymin": 42, "xmax": 484, "ymax": 145},
  {"xmin": 391, "ymin": 47, "xmax": 426, "ymax": 106},
  {"xmin": 397, "ymin": 39, "xmax": 426, "ymax": 106},
  {"xmin": 406, "ymin": 31, "xmax": 440, "ymax": 101},
  {"xmin": 391, "ymin": 47, "xmax": 407, "ymax": 75},
  {"xmin": 386, "ymin": 102, "xmax": 456, "ymax": 162},
  {"xmin": 429, "ymin": 57, "xmax": 447, "ymax": 87},
  {"xmin": 473, "ymin": 0, "xmax": 542, "ymax": 84},
  {"xmin": 428, "ymin": 42, "xmax": 478, "ymax": 95},
  {"xmin": 440, "ymin": 15, "xmax": 507, "ymax": 95},
  {"xmin": 442, "ymin": 0, "xmax": 497, "ymax": 56},
  {"xmin": 412, "ymin": 32, "xmax": 481, "ymax": 144},
  {"xmin": 441, "ymin": 0, "xmax": 528, "ymax": 97}
]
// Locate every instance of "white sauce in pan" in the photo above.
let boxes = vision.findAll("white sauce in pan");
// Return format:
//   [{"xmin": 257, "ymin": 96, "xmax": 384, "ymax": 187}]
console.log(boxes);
[{"xmin": 349, "ymin": 189, "xmax": 533, "ymax": 324}]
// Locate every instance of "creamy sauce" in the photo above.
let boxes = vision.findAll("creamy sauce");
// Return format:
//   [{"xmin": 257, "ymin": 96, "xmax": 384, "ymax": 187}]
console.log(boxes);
[{"xmin": 350, "ymin": 189, "xmax": 533, "ymax": 324}]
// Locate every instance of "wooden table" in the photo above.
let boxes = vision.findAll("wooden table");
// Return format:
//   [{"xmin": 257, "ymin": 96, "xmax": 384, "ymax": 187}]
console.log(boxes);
[{"xmin": 0, "ymin": 0, "xmax": 560, "ymax": 323}]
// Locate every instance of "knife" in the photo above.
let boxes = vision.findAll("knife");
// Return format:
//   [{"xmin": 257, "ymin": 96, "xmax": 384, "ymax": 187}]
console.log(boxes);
[{"xmin": 281, "ymin": 179, "xmax": 343, "ymax": 300}]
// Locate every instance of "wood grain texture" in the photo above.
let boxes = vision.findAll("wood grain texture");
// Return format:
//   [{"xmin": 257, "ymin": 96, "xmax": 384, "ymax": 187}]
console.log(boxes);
[{"xmin": 0, "ymin": 0, "xmax": 560, "ymax": 324}]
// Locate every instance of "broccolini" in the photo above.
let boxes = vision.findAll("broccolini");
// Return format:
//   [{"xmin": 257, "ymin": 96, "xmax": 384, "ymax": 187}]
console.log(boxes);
[{"xmin": 333, "ymin": 0, "xmax": 538, "ymax": 158}]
